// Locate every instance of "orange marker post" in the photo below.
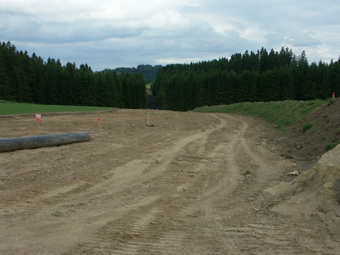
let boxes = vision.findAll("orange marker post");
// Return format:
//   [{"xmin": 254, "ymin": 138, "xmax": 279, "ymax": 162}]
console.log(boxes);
[{"xmin": 333, "ymin": 92, "xmax": 335, "ymax": 98}]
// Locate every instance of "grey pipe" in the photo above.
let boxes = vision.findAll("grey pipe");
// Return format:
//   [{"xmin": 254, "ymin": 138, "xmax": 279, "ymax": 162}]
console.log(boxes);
[{"xmin": 0, "ymin": 132, "xmax": 91, "ymax": 153}]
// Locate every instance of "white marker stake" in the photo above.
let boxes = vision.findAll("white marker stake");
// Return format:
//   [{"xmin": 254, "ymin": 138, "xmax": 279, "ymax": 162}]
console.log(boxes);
[{"xmin": 35, "ymin": 114, "xmax": 42, "ymax": 129}]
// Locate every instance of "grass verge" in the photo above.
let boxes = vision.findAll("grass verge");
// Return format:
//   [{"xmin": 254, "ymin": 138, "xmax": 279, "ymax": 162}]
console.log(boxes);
[
  {"xmin": 192, "ymin": 100, "xmax": 328, "ymax": 130},
  {"xmin": 0, "ymin": 101, "xmax": 113, "ymax": 115}
]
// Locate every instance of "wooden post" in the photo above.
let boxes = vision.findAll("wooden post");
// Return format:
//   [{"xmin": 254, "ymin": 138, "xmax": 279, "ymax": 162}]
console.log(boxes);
[
  {"xmin": 35, "ymin": 114, "xmax": 41, "ymax": 129},
  {"xmin": 98, "ymin": 118, "xmax": 101, "ymax": 135}
]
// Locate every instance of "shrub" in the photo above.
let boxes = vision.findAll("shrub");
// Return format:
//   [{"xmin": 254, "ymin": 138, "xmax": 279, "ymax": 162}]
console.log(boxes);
[{"xmin": 326, "ymin": 142, "xmax": 339, "ymax": 151}]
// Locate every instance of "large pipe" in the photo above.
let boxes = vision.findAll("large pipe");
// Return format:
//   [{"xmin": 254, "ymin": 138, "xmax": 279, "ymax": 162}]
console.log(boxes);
[{"xmin": 0, "ymin": 132, "xmax": 91, "ymax": 153}]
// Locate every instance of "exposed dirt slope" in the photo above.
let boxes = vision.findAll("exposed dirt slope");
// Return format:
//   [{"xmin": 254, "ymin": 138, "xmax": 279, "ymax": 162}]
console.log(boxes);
[
  {"xmin": 0, "ymin": 109, "xmax": 339, "ymax": 254},
  {"xmin": 267, "ymin": 143, "xmax": 340, "ymax": 213},
  {"xmin": 286, "ymin": 98, "xmax": 340, "ymax": 160}
]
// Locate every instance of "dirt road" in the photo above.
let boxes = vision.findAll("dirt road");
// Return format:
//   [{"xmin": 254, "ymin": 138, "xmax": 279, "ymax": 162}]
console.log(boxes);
[{"xmin": 1, "ymin": 110, "xmax": 339, "ymax": 254}]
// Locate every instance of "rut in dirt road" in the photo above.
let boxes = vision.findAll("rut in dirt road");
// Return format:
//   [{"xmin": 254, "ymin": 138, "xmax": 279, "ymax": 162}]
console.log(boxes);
[
  {"xmin": 63, "ymin": 113, "xmax": 290, "ymax": 254},
  {"xmin": 65, "ymin": 113, "xmax": 234, "ymax": 254}
]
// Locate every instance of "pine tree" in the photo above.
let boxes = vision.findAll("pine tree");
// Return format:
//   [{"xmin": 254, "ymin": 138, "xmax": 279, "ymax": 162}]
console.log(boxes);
[{"xmin": 0, "ymin": 46, "xmax": 13, "ymax": 100}]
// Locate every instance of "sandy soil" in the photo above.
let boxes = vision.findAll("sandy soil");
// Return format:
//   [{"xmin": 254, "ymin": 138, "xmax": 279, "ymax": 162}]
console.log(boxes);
[{"xmin": 1, "ymin": 109, "xmax": 339, "ymax": 254}]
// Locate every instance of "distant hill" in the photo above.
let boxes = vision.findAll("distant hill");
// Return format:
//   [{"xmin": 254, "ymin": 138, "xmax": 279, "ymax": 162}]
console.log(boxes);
[{"xmin": 104, "ymin": 64, "xmax": 162, "ymax": 84}]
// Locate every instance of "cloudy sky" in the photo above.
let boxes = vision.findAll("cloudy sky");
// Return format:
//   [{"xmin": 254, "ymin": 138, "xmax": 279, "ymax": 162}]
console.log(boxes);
[{"xmin": 1, "ymin": 0, "xmax": 339, "ymax": 71}]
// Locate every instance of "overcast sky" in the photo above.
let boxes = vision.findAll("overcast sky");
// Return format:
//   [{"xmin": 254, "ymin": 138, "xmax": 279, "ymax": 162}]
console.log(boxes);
[{"xmin": 1, "ymin": 0, "xmax": 339, "ymax": 71}]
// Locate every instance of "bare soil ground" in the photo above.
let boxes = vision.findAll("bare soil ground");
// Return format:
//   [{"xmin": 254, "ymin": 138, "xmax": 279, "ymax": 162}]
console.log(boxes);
[
  {"xmin": 1, "ymin": 108, "xmax": 340, "ymax": 254},
  {"xmin": 286, "ymin": 98, "xmax": 340, "ymax": 160}
]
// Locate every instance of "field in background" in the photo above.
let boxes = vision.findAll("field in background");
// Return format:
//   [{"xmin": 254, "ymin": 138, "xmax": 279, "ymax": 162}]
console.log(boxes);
[
  {"xmin": 192, "ymin": 100, "xmax": 328, "ymax": 130},
  {"xmin": 1, "ymin": 100, "xmax": 329, "ymax": 131},
  {"xmin": 0, "ymin": 101, "xmax": 113, "ymax": 115}
]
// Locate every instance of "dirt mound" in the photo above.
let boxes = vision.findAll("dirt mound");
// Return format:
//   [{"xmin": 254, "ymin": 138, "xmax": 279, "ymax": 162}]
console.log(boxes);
[
  {"xmin": 266, "ymin": 143, "xmax": 340, "ymax": 214},
  {"xmin": 267, "ymin": 98, "xmax": 340, "ymax": 215},
  {"xmin": 288, "ymin": 98, "xmax": 340, "ymax": 160}
]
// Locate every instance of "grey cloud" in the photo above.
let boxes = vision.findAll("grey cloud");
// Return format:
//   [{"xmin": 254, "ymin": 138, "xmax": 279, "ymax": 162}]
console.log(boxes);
[
  {"xmin": 1, "ymin": 0, "xmax": 339, "ymax": 70},
  {"xmin": 264, "ymin": 30, "xmax": 321, "ymax": 48},
  {"xmin": 285, "ymin": 31, "xmax": 321, "ymax": 47}
]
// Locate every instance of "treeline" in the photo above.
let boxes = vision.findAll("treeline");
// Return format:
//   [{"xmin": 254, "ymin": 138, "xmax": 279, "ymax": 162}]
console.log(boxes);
[
  {"xmin": 106, "ymin": 64, "xmax": 162, "ymax": 84},
  {"xmin": 0, "ymin": 41, "xmax": 146, "ymax": 108},
  {"xmin": 152, "ymin": 47, "xmax": 340, "ymax": 111}
]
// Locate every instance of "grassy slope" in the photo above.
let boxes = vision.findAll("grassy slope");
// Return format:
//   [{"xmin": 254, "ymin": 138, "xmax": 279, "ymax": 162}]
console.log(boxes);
[
  {"xmin": 0, "ymin": 102, "xmax": 112, "ymax": 115},
  {"xmin": 192, "ymin": 100, "xmax": 328, "ymax": 130},
  {"xmin": 1, "ymin": 100, "xmax": 328, "ymax": 131}
]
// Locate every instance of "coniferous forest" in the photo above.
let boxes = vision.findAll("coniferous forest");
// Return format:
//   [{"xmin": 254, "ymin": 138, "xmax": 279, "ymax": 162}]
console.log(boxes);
[
  {"xmin": 152, "ymin": 47, "xmax": 340, "ymax": 111},
  {"xmin": 0, "ymin": 41, "xmax": 146, "ymax": 109},
  {"xmin": 1, "ymin": 42, "xmax": 340, "ymax": 111}
]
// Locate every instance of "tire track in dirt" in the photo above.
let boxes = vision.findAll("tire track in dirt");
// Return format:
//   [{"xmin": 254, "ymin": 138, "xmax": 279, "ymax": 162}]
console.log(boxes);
[
  {"xmin": 172, "ymin": 114, "xmax": 249, "ymax": 254},
  {"xmin": 61, "ymin": 113, "xmax": 229, "ymax": 254},
  {"xmin": 164, "ymin": 114, "xmax": 297, "ymax": 254},
  {"xmin": 101, "ymin": 113, "xmax": 248, "ymax": 254},
  {"xmin": 0, "ymin": 112, "xmax": 280, "ymax": 254},
  {"xmin": 196, "ymin": 115, "xmax": 279, "ymax": 252},
  {"xmin": 198, "ymin": 114, "xmax": 246, "ymax": 199},
  {"xmin": 181, "ymin": 114, "xmax": 333, "ymax": 254},
  {"xmin": 78, "ymin": 205, "xmax": 190, "ymax": 254},
  {"xmin": 72, "ymin": 113, "xmax": 251, "ymax": 254}
]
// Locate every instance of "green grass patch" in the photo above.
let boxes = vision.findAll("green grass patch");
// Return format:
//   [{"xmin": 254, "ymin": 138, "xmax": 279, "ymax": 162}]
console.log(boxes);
[
  {"xmin": 302, "ymin": 122, "xmax": 313, "ymax": 133},
  {"xmin": 192, "ymin": 99, "xmax": 327, "ymax": 130},
  {"xmin": 0, "ymin": 101, "xmax": 113, "ymax": 115},
  {"xmin": 326, "ymin": 142, "xmax": 339, "ymax": 151}
]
